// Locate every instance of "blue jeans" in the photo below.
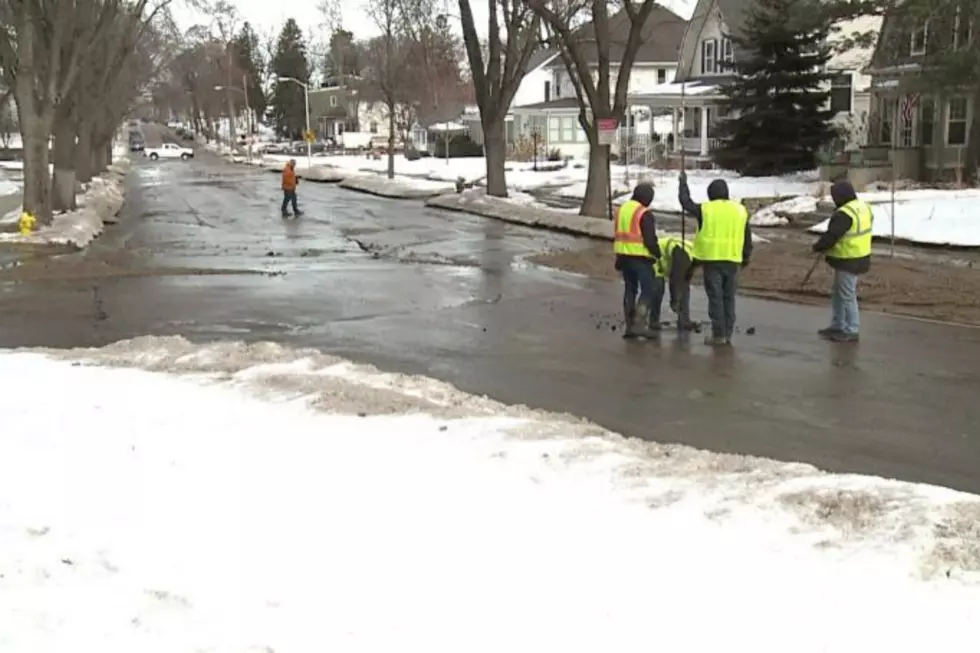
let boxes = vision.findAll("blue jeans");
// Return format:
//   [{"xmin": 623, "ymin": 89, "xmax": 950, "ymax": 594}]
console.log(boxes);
[
  {"xmin": 830, "ymin": 269, "xmax": 860, "ymax": 334},
  {"xmin": 702, "ymin": 262, "xmax": 739, "ymax": 339},
  {"xmin": 281, "ymin": 190, "xmax": 299, "ymax": 215},
  {"xmin": 621, "ymin": 258, "xmax": 660, "ymax": 326}
]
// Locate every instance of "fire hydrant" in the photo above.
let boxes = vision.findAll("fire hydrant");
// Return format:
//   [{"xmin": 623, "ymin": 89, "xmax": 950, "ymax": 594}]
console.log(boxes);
[{"xmin": 18, "ymin": 211, "xmax": 36, "ymax": 235}]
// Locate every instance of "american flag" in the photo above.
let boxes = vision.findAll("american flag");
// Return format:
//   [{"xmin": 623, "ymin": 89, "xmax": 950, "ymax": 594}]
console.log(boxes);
[{"xmin": 901, "ymin": 94, "xmax": 920, "ymax": 122}]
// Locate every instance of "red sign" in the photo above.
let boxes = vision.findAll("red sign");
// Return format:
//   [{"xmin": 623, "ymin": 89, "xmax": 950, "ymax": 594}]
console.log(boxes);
[{"xmin": 596, "ymin": 118, "xmax": 619, "ymax": 146}]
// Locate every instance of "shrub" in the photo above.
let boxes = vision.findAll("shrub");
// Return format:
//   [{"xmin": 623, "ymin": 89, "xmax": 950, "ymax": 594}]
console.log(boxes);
[{"xmin": 431, "ymin": 133, "xmax": 484, "ymax": 158}]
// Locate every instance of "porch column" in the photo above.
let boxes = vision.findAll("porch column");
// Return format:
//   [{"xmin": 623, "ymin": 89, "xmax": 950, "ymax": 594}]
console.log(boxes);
[
  {"xmin": 672, "ymin": 108, "xmax": 680, "ymax": 152},
  {"xmin": 699, "ymin": 107, "xmax": 709, "ymax": 155}
]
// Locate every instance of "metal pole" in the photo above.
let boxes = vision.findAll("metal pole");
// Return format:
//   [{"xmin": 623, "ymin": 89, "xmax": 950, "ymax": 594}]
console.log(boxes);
[
  {"xmin": 680, "ymin": 87, "xmax": 686, "ymax": 242},
  {"xmin": 607, "ymin": 143, "xmax": 613, "ymax": 222},
  {"xmin": 243, "ymin": 74, "xmax": 252, "ymax": 163},
  {"xmin": 304, "ymin": 81, "xmax": 312, "ymax": 168}
]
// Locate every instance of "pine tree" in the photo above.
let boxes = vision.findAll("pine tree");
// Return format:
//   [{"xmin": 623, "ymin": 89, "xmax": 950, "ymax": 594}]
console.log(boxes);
[
  {"xmin": 712, "ymin": 0, "xmax": 837, "ymax": 176},
  {"xmin": 270, "ymin": 19, "xmax": 311, "ymax": 139},
  {"xmin": 323, "ymin": 29, "xmax": 361, "ymax": 84},
  {"xmin": 233, "ymin": 22, "xmax": 267, "ymax": 127}
]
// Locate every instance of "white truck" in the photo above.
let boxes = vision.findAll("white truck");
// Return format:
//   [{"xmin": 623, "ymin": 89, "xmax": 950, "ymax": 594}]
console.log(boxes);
[{"xmin": 145, "ymin": 142, "xmax": 194, "ymax": 161}]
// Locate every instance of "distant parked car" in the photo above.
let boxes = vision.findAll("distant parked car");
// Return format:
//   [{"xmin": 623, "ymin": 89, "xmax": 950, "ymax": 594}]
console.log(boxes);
[
  {"xmin": 144, "ymin": 142, "xmax": 194, "ymax": 161},
  {"xmin": 129, "ymin": 135, "xmax": 145, "ymax": 152}
]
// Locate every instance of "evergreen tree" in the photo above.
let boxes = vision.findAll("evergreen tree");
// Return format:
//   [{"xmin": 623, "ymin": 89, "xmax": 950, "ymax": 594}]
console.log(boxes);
[
  {"xmin": 323, "ymin": 29, "xmax": 361, "ymax": 84},
  {"xmin": 712, "ymin": 0, "xmax": 837, "ymax": 176},
  {"xmin": 270, "ymin": 19, "xmax": 311, "ymax": 139},
  {"xmin": 233, "ymin": 22, "xmax": 267, "ymax": 127}
]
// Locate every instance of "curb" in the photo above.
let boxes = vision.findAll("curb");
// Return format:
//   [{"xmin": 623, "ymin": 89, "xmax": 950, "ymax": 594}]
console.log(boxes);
[
  {"xmin": 339, "ymin": 175, "xmax": 454, "ymax": 199},
  {"xmin": 426, "ymin": 193, "xmax": 612, "ymax": 240}
]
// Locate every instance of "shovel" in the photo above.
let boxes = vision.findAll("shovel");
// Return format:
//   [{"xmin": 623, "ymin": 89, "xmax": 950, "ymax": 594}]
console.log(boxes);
[{"xmin": 800, "ymin": 254, "xmax": 822, "ymax": 289}]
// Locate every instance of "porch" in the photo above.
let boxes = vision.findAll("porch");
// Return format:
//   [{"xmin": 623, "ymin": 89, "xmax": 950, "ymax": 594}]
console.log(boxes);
[
  {"xmin": 627, "ymin": 81, "xmax": 727, "ymax": 166},
  {"xmin": 862, "ymin": 79, "xmax": 974, "ymax": 182}
]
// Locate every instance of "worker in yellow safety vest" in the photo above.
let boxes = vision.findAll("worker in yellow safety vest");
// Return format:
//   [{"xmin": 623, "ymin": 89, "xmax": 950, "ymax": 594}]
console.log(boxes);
[
  {"xmin": 613, "ymin": 182, "xmax": 662, "ymax": 338},
  {"xmin": 811, "ymin": 180, "xmax": 872, "ymax": 343},
  {"xmin": 678, "ymin": 172, "xmax": 752, "ymax": 346},
  {"xmin": 654, "ymin": 236, "xmax": 699, "ymax": 332}
]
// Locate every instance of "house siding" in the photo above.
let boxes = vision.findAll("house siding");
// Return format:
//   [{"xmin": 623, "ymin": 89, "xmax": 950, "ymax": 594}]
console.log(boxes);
[
  {"xmin": 551, "ymin": 63, "xmax": 677, "ymax": 99},
  {"xmin": 513, "ymin": 56, "xmax": 559, "ymax": 108}
]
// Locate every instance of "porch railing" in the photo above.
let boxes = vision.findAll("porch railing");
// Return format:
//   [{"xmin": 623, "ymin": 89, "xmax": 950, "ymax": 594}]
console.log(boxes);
[{"xmin": 679, "ymin": 136, "xmax": 720, "ymax": 153}]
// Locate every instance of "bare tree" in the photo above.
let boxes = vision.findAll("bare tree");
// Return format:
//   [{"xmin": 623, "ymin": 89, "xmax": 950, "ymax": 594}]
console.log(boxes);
[
  {"xmin": 362, "ymin": 0, "xmax": 414, "ymax": 178},
  {"xmin": 459, "ymin": 0, "xmax": 541, "ymax": 197},
  {"xmin": 530, "ymin": 0, "xmax": 674, "ymax": 217}
]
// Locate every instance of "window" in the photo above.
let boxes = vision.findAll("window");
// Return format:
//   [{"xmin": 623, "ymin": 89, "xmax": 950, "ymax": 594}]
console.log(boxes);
[
  {"xmin": 544, "ymin": 80, "xmax": 551, "ymax": 102},
  {"xmin": 701, "ymin": 39, "xmax": 717, "ymax": 74},
  {"xmin": 329, "ymin": 96, "xmax": 338, "ymax": 107},
  {"xmin": 920, "ymin": 97, "xmax": 934, "ymax": 146},
  {"xmin": 899, "ymin": 95, "xmax": 914, "ymax": 146},
  {"xmin": 553, "ymin": 70, "xmax": 562, "ymax": 98},
  {"xmin": 548, "ymin": 116, "xmax": 559, "ymax": 144},
  {"xmin": 657, "ymin": 68, "xmax": 666, "ymax": 84},
  {"xmin": 955, "ymin": 8, "xmax": 972, "ymax": 50},
  {"xmin": 910, "ymin": 22, "xmax": 928, "ymax": 55},
  {"xmin": 370, "ymin": 121, "xmax": 378, "ymax": 133},
  {"xmin": 560, "ymin": 116, "xmax": 577, "ymax": 142},
  {"xmin": 879, "ymin": 99, "xmax": 894, "ymax": 146},
  {"xmin": 721, "ymin": 37, "xmax": 734, "ymax": 67},
  {"xmin": 829, "ymin": 74, "xmax": 852, "ymax": 113},
  {"xmin": 690, "ymin": 107, "xmax": 702, "ymax": 137},
  {"xmin": 947, "ymin": 96, "xmax": 968, "ymax": 145}
]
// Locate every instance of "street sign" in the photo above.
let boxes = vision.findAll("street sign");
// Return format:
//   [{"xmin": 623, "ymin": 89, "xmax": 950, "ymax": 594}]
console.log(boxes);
[
  {"xmin": 304, "ymin": 129, "xmax": 316, "ymax": 142},
  {"xmin": 596, "ymin": 118, "xmax": 619, "ymax": 146}
]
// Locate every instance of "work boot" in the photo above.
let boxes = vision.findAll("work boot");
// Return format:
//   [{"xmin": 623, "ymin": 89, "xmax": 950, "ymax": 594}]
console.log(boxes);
[
  {"xmin": 624, "ymin": 303, "xmax": 657, "ymax": 339},
  {"xmin": 828, "ymin": 331, "xmax": 859, "ymax": 343},
  {"xmin": 818, "ymin": 327, "xmax": 843, "ymax": 339}
]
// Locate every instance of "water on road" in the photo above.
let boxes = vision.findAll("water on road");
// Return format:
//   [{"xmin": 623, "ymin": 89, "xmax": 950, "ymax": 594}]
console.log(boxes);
[{"xmin": 2, "ymin": 152, "xmax": 979, "ymax": 493}]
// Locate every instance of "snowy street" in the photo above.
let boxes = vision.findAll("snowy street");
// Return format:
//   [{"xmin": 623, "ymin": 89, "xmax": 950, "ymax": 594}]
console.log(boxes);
[{"xmin": 1, "ymin": 338, "xmax": 978, "ymax": 651}]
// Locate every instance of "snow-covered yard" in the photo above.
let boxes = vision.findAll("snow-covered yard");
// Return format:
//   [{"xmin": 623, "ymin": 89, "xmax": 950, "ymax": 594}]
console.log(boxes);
[{"xmin": 2, "ymin": 336, "xmax": 976, "ymax": 652}]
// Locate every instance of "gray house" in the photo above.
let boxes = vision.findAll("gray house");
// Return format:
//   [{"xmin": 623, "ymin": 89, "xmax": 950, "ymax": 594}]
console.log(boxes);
[{"xmin": 863, "ymin": 5, "xmax": 975, "ymax": 181}]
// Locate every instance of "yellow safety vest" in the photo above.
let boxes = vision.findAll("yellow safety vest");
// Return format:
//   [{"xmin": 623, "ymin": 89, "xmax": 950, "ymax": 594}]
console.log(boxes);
[
  {"xmin": 613, "ymin": 200, "xmax": 654, "ymax": 258},
  {"xmin": 692, "ymin": 199, "xmax": 748, "ymax": 263},
  {"xmin": 827, "ymin": 199, "xmax": 873, "ymax": 259},
  {"xmin": 655, "ymin": 237, "xmax": 694, "ymax": 277}
]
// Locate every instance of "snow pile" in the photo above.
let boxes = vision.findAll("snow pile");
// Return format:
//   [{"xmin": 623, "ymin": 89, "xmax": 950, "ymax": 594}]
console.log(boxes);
[
  {"xmin": 0, "ymin": 177, "xmax": 17, "ymax": 197},
  {"xmin": 428, "ymin": 188, "xmax": 612, "ymax": 238},
  {"xmin": 1, "ymin": 335, "xmax": 978, "ymax": 652},
  {"xmin": 339, "ymin": 173, "xmax": 456, "ymax": 198},
  {"xmin": 0, "ymin": 156, "xmax": 130, "ymax": 247},
  {"xmin": 751, "ymin": 196, "xmax": 820, "ymax": 226},
  {"xmin": 810, "ymin": 188, "xmax": 980, "ymax": 247}
]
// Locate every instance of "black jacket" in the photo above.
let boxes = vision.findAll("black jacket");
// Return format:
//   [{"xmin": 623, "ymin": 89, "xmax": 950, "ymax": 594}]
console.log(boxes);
[
  {"xmin": 615, "ymin": 183, "xmax": 662, "ymax": 269},
  {"xmin": 812, "ymin": 180, "xmax": 871, "ymax": 275},
  {"xmin": 678, "ymin": 177, "xmax": 753, "ymax": 265}
]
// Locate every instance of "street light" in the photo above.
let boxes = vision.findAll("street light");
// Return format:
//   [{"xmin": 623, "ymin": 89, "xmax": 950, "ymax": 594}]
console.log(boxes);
[
  {"xmin": 277, "ymin": 75, "xmax": 312, "ymax": 168},
  {"xmin": 215, "ymin": 74, "xmax": 252, "ymax": 162}
]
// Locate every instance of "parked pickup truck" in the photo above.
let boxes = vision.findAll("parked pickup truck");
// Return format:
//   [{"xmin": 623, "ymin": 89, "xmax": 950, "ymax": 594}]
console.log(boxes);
[{"xmin": 145, "ymin": 142, "xmax": 194, "ymax": 161}]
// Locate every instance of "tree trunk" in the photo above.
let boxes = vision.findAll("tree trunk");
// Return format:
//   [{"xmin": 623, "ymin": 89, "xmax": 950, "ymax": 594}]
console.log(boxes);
[
  {"xmin": 386, "ymin": 99, "xmax": 395, "ymax": 179},
  {"xmin": 226, "ymin": 93, "xmax": 237, "ymax": 142},
  {"xmin": 75, "ymin": 120, "xmax": 94, "ymax": 183},
  {"xmin": 52, "ymin": 119, "xmax": 77, "ymax": 213},
  {"xmin": 91, "ymin": 139, "xmax": 108, "ymax": 175},
  {"xmin": 581, "ymin": 136, "xmax": 611, "ymax": 219},
  {"xmin": 13, "ymin": 6, "xmax": 53, "ymax": 223},
  {"xmin": 483, "ymin": 116, "xmax": 508, "ymax": 197}
]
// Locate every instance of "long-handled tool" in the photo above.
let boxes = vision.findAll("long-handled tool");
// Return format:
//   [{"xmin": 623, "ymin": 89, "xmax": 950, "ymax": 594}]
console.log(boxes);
[{"xmin": 800, "ymin": 254, "xmax": 822, "ymax": 288}]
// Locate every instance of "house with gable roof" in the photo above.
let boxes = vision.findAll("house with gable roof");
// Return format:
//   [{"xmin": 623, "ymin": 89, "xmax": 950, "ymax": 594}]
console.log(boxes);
[
  {"xmin": 626, "ymin": 0, "xmax": 879, "ymax": 166},
  {"xmin": 861, "ymin": 5, "xmax": 975, "ymax": 181}
]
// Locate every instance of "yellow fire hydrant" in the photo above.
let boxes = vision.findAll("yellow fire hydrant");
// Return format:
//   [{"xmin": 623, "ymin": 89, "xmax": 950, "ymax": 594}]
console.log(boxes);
[{"xmin": 18, "ymin": 211, "xmax": 36, "ymax": 235}]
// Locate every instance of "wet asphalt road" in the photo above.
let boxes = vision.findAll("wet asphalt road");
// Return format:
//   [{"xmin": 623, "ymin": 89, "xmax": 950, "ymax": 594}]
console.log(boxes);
[{"xmin": 2, "ymin": 152, "xmax": 980, "ymax": 494}]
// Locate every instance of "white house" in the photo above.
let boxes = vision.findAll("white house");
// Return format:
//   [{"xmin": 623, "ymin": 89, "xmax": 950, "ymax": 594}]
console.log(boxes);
[
  {"xmin": 512, "ymin": 49, "xmax": 562, "ymax": 109},
  {"xmin": 510, "ymin": 6, "xmax": 688, "ymax": 159},
  {"xmin": 626, "ymin": 0, "xmax": 881, "ymax": 164}
]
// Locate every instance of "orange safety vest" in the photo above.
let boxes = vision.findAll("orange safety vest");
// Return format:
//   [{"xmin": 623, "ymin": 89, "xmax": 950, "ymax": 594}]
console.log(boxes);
[{"xmin": 613, "ymin": 200, "xmax": 654, "ymax": 258}]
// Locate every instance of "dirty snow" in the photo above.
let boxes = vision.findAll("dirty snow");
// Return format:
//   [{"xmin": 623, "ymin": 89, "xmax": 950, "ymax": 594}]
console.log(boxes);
[
  {"xmin": 751, "ymin": 196, "xmax": 820, "ymax": 226},
  {"xmin": 809, "ymin": 189, "xmax": 980, "ymax": 247},
  {"xmin": 0, "ymin": 177, "xmax": 17, "ymax": 197},
  {"xmin": 3, "ymin": 335, "xmax": 977, "ymax": 652},
  {"xmin": 0, "ymin": 157, "xmax": 129, "ymax": 247}
]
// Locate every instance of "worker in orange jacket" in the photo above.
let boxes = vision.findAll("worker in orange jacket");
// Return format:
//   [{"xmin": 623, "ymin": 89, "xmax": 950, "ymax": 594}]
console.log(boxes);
[{"xmin": 281, "ymin": 159, "xmax": 302, "ymax": 218}]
